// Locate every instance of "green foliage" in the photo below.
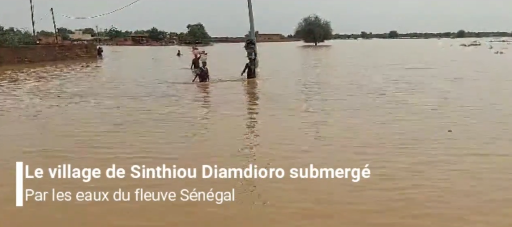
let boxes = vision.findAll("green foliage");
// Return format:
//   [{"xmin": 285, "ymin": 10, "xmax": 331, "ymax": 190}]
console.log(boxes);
[
  {"xmin": 57, "ymin": 27, "xmax": 73, "ymax": 40},
  {"xmin": 147, "ymin": 27, "xmax": 167, "ymax": 42},
  {"xmin": 168, "ymin": 32, "xmax": 178, "ymax": 38},
  {"xmin": 442, "ymin": 32, "xmax": 452, "ymax": 38},
  {"xmin": 122, "ymin": 30, "xmax": 132, "ymax": 37},
  {"xmin": 105, "ymin": 26, "xmax": 125, "ymax": 39},
  {"xmin": 133, "ymin": 30, "xmax": 146, "ymax": 35},
  {"xmin": 177, "ymin": 32, "xmax": 187, "ymax": 42},
  {"xmin": 185, "ymin": 23, "xmax": 211, "ymax": 44},
  {"xmin": 0, "ymin": 25, "xmax": 36, "ymax": 46},
  {"xmin": 332, "ymin": 30, "xmax": 512, "ymax": 40},
  {"xmin": 81, "ymin": 28, "xmax": 96, "ymax": 36},
  {"xmin": 57, "ymin": 27, "xmax": 74, "ymax": 34},
  {"xmin": 361, "ymin": 31, "xmax": 369, "ymax": 39},
  {"xmin": 388, "ymin": 30, "xmax": 399, "ymax": 39},
  {"xmin": 456, "ymin": 30, "xmax": 466, "ymax": 38},
  {"xmin": 37, "ymin": 30, "xmax": 54, "ymax": 37},
  {"xmin": 294, "ymin": 14, "xmax": 333, "ymax": 45}
]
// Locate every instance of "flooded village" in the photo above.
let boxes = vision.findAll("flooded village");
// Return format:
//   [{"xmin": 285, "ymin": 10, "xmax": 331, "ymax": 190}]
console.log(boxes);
[
  {"xmin": 0, "ymin": 22, "xmax": 298, "ymax": 66},
  {"xmin": 3, "ymin": 1, "xmax": 512, "ymax": 226},
  {"xmin": 36, "ymin": 29, "xmax": 299, "ymax": 46}
]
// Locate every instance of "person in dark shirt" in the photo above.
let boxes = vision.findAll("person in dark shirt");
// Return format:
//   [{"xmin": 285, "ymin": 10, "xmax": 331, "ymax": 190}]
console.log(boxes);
[
  {"xmin": 241, "ymin": 60, "xmax": 256, "ymax": 79},
  {"xmin": 177, "ymin": 50, "xmax": 181, "ymax": 57},
  {"xmin": 193, "ymin": 67, "xmax": 209, "ymax": 83},
  {"xmin": 97, "ymin": 46, "xmax": 103, "ymax": 57}
]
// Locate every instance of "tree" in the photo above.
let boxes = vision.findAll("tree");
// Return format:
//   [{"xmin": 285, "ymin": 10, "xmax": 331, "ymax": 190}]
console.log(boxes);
[
  {"xmin": 177, "ymin": 32, "xmax": 188, "ymax": 42},
  {"xmin": 168, "ymin": 32, "xmax": 178, "ymax": 38},
  {"xmin": 294, "ymin": 14, "xmax": 333, "ymax": 45},
  {"xmin": 0, "ymin": 25, "xmax": 35, "ymax": 46},
  {"xmin": 361, "ymin": 31, "xmax": 369, "ymax": 39},
  {"xmin": 123, "ymin": 30, "xmax": 132, "ymax": 37},
  {"xmin": 57, "ymin": 27, "xmax": 73, "ymax": 40},
  {"xmin": 147, "ymin": 27, "xmax": 167, "ymax": 42},
  {"xmin": 57, "ymin": 27, "xmax": 73, "ymax": 34},
  {"xmin": 456, "ymin": 30, "xmax": 466, "ymax": 38},
  {"xmin": 185, "ymin": 23, "xmax": 211, "ymax": 44},
  {"xmin": 81, "ymin": 28, "xmax": 96, "ymax": 36},
  {"xmin": 388, "ymin": 30, "xmax": 399, "ymax": 39},
  {"xmin": 37, "ymin": 30, "xmax": 54, "ymax": 37},
  {"xmin": 105, "ymin": 26, "xmax": 124, "ymax": 39}
]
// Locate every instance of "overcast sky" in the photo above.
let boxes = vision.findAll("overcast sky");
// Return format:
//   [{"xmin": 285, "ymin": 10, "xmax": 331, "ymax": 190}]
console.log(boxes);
[{"xmin": 1, "ymin": 0, "xmax": 511, "ymax": 36}]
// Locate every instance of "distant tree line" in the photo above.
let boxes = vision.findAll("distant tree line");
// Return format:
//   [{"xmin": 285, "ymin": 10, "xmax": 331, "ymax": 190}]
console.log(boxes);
[
  {"xmin": 289, "ymin": 14, "xmax": 512, "ymax": 45},
  {"xmin": 289, "ymin": 21, "xmax": 512, "ymax": 43},
  {"xmin": 3, "ymin": 18, "xmax": 512, "ymax": 47},
  {"xmin": 51, "ymin": 23, "xmax": 212, "ymax": 44},
  {"xmin": 0, "ymin": 23, "xmax": 212, "ymax": 46},
  {"xmin": 328, "ymin": 30, "xmax": 512, "ymax": 40}
]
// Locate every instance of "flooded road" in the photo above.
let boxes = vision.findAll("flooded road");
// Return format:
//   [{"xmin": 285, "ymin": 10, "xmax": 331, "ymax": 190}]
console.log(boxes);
[{"xmin": 1, "ymin": 39, "xmax": 512, "ymax": 227}]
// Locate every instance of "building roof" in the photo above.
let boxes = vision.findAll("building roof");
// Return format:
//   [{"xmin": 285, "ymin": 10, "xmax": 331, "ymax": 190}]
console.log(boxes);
[
  {"xmin": 70, "ymin": 32, "xmax": 94, "ymax": 40},
  {"xmin": 258, "ymin": 33, "xmax": 284, "ymax": 36}
]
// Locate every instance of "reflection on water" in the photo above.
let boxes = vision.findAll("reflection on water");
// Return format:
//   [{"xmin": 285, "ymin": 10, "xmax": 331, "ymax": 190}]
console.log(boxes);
[
  {"xmin": 1, "ymin": 40, "xmax": 512, "ymax": 227},
  {"xmin": 0, "ymin": 61, "xmax": 99, "ymax": 84},
  {"xmin": 238, "ymin": 79, "xmax": 262, "ymax": 206},
  {"xmin": 243, "ymin": 79, "xmax": 260, "ymax": 154},
  {"xmin": 196, "ymin": 82, "xmax": 211, "ymax": 120}
]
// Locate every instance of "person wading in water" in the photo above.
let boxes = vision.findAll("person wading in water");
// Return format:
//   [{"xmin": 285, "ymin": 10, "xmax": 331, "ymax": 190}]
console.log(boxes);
[
  {"xmin": 200, "ymin": 51, "xmax": 208, "ymax": 67},
  {"xmin": 241, "ymin": 59, "xmax": 256, "ymax": 79},
  {"xmin": 192, "ymin": 47, "xmax": 200, "ymax": 57},
  {"xmin": 97, "ymin": 46, "xmax": 104, "ymax": 58},
  {"xmin": 191, "ymin": 55, "xmax": 201, "ymax": 74},
  {"xmin": 193, "ymin": 66, "xmax": 209, "ymax": 83},
  {"xmin": 191, "ymin": 55, "xmax": 210, "ymax": 82},
  {"xmin": 177, "ymin": 50, "xmax": 181, "ymax": 57}
]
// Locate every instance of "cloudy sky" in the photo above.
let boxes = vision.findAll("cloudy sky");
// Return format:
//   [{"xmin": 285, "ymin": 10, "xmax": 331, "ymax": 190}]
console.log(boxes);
[{"xmin": 1, "ymin": 0, "xmax": 511, "ymax": 36}]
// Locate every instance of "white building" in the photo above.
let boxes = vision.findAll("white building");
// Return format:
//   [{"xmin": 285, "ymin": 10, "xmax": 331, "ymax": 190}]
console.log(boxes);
[{"xmin": 69, "ymin": 30, "xmax": 94, "ymax": 41}]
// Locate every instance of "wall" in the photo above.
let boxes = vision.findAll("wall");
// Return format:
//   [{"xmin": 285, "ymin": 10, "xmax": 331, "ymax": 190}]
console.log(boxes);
[
  {"xmin": 37, "ymin": 35, "xmax": 63, "ymax": 44},
  {"xmin": 0, "ymin": 43, "xmax": 97, "ymax": 66},
  {"xmin": 257, "ymin": 34, "xmax": 285, "ymax": 41},
  {"xmin": 70, "ymin": 31, "xmax": 93, "ymax": 40},
  {"xmin": 211, "ymin": 37, "xmax": 246, "ymax": 43},
  {"xmin": 211, "ymin": 37, "xmax": 300, "ymax": 43}
]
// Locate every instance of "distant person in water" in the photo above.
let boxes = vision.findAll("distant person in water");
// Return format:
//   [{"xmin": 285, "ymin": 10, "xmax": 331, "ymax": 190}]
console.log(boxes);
[
  {"xmin": 177, "ymin": 50, "xmax": 181, "ymax": 57},
  {"xmin": 97, "ymin": 46, "xmax": 103, "ymax": 57},
  {"xmin": 193, "ymin": 67, "xmax": 209, "ymax": 83},
  {"xmin": 241, "ymin": 60, "xmax": 256, "ymax": 79}
]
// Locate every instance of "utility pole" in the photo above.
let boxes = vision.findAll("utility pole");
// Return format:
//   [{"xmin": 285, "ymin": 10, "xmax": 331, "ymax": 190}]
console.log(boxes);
[
  {"xmin": 96, "ymin": 25, "xmax": 100, "ymax": 45},
  {"xmin": 50, "ymin": 8, "xmax": 58, "ymax": 43},
  {"xmin": 247, "ymin": 0, "xmax": 256, "ymax": 48},
  {"xmin": 29, "ymin": 0, "xmax": 36, "ymax": 40},
  {"xmin": 246, "ymin": 0, "xmax": 258, "ymax": 75}
]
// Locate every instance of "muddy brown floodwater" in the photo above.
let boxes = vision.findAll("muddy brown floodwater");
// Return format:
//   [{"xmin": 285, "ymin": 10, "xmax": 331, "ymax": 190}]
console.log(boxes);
[{"xmin": 1, "ymin": 39, "xmax": 512, "ymax": 227}]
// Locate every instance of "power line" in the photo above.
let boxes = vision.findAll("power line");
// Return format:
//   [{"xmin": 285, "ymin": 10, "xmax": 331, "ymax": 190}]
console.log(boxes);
[{"xmin": 61, "ymin": 0, "xmax": 142, "ymax": 20}]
